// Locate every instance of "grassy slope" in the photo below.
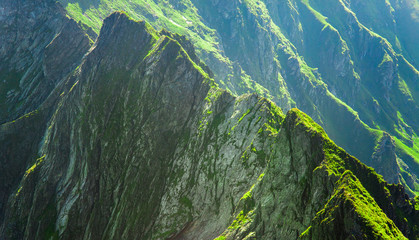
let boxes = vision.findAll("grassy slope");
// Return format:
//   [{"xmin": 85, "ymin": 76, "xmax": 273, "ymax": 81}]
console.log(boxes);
[
  {"xmin": 215, "ymin": 109, "xmax": 418, "ymax": 239},
  {"xmin": 59, "ymin": 0, "xmax": 419, "ymax": 195},
  {"xmin": 274, "ymin": 0, "xmax": 419, "ymax": 195},
  {"xmin": 59, "ymin": 0, "xmax": 281, "ymax": 99},
  {"xmin": 301, "ymin": 171, "xmax": 407, "ymax": 240}
]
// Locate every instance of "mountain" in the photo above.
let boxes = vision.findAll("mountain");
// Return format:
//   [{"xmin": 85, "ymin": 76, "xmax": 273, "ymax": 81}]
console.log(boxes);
[
  {"xmin": 0, "ymin": 0, "xmax": 92, "ymax": 124},
  {"xmin": 0, "ymin": 0, "xmax": 92, "ymax": 229},
  {"xmin": 1, "ymin": 5, "xmax": 419, "ymax": 239},
  {"xmin": 58, "ymin": 0, "xmax": 419, "ymax": 195},
  {"xmin": 2, "ymin": 0, "xmax": 419, "ymax": 239}
]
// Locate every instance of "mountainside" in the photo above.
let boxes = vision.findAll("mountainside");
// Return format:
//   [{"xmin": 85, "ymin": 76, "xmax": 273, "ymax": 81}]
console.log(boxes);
[
  {"xmin": 1, "ymin": 9, "xmax": 419, "ymax": 239},
  {"xmin": 0, "ymin": 0, "xmax": 92, "ymax": 124},
  {"xmin": 58, "ymin": 0, "xmax": 419, "ymax": 195},
  {"xmin": 0, "ymin": 0, "xmax": 93, "ymax": 228}
]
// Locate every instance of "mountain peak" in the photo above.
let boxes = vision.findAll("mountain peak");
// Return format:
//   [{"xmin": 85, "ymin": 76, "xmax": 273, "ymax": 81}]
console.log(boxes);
[
  {"xmin": 91, "ymin": 12, "xmax": 157, "ymax": 68},
  {"xmin": 100, "ymin": 11, "xmax": 149, "ymax": 36},
  {"xmin": 2, "ymin": 1, "xmax": 419, "ymax": 239}
]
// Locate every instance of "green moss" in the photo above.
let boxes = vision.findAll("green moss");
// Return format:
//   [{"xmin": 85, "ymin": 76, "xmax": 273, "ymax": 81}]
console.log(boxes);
[
  {"xmin": 61, "ymin": 0, "xmax": 227, "ymax": 66},
  {"xmin": 9, "ymin": 110, "xmax": 40, "ymax": 124},
  {"xmin": 241, "ymin": 148, "xmax": 251, "ymax": 168},
  {"xmin": 289, "ymin": 107, "xmax": 414, "ymax": 230},
  {"xmin": 300, "ymin": 0, "xmax": 329, "ymax": 26},
  {"xmin": 378, "ymin": 52, "xmax": 394, "ymax": 68},
  {"xmin": 394, "ymin": 138, "xmax": 419, "ymax": 165},
  {"xmin": 289, "ymin": 108, "xmax": 328, "ymax": 138},
  {"xmin": 228, "ymin": 210, "xmax": 254, "ymax": 230},
  {"xmin": 239, "ymin": 72, "xmax": 273, "ymax": 100},
  {"xmin": 241, "ymin": 185, "xmax": 254, "ymax": 202},
  {"xmin": 262, "ymin": 122, "xmax": 277, "ymax": 136},
  {"xmin": 257, "ymin": 172, "xmax": 265, "ymax": 181},
  {"xmin": 23, "ymin": 155, "xmax": 46, "ymax": 179},
  {"xmin": 299, "ymin": 226, "xmax": 311, "ymax": 237},
  {"xmin": 205, "ymin": 88, "xmax": 225, "ymax": 104},
  {"xmin": 311, "ymin": 171, "xmax": 407, "ymax": 239},
  {"xmin": 398, "ymin": 78, "xmax": 413, "ymax": 100},
  {"xmin": 180, "ymin": 196, "xmax": 193, "ymax": 209},
  {"xmin": 238, "ymin": 109, "xmax": 251, "ymax": 123}
]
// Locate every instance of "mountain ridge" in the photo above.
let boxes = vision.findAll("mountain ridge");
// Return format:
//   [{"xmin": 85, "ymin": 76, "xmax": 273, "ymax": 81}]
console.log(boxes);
[
  {"xmin": 1, "ymin": 10, "xmax": 418, "ymax": 239},
  {"xmin": 57, "ymin": 0, "xmax": 419, "ymax": 195},
  {"xmin": 0, "ymin": 0, "xmax": 92, "ymax": 124}
]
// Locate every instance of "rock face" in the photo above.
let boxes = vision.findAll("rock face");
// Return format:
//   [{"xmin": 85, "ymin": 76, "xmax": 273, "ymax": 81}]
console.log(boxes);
[
  {"xmin": 1, "ymin": 12, "xmax": 418, "ymax": 240},
  {"xmin": 371, "ymin": 133, "xmax": 400, "ymax": 184},
  {"xmin": 0, "ymin": 0, "xmax": 92, "ymax": 124},
  {"xmin": 58, "ymin": 0, "xmax": 419, "ymax": 195},
  {"xmin": 216, "ymin": 110, "xmax": 418, "ymax": 239},
  {"xmin": 0, "ymin": 0, "xmax": 92, "ymax": 229}
]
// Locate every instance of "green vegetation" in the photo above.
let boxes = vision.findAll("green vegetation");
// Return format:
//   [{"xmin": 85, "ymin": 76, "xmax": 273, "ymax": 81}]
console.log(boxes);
[
  {"xmin": 398, "ymin": 79, "xmax": 413, "ymax": 101},
  {"xmin": 5, "ymin": 2, "xmax": 419, "ymax": 239},
  {"xmin": 217, "ymin": 108, "xmax": 418, "ymax": 239},
  {"xmin": 228, "ymin": 210, "xmax": 254, "ymax": 230},
  {"xmin": 289, "ymin": 108, "xmax": 328, "ymax": 138},
  {"xmin": 61, "ymin": 0, "xmax": 227, "ymax": 65},
  {"xmin": 179, "ymin": 196, "xmax": 193, "ymax": 209},
  {"xmin": 300, "ymin": 0, "xmax": 329, "ymax": 26},
  {"xmin": 23, "ymin": 155, "xmax": 45, "ymax": 179},
  {"xmin": 58, "ymin": 0, "xmax": 419, "ymax": 196},
  {"xmin": 214, "ymin": 237, "xmax": 226, "ymax": 240},
  {"xmin": 309, "ymin": 171, "xmax": 407, "ymax": 239},
  {"xmin": 379, "ymin": 52, "xmax": 394, "ymax": 68},
  {"xmin": 394, "ymin": 138, "xmax": 419, "ymax": 168}
]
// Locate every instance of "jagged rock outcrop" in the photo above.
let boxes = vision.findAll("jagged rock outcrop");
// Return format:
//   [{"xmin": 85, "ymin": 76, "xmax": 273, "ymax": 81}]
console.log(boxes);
[
  {"xmin": 216, "ymin": 110, "xmax": 418, "ymax": 239},
  {"xmin": 57, "ymin": 0, "xmax": 419, "ymax": 195},
  {"xmin": 0, "ymin": 0, "xmax": 92, "ymax": 124},
  {"xmin": 1, "ymin": 12, "xmax": 418, "ymax": 240},
  {"xmin": 0, "ymin": 12, "xmax": 281, "ymax": 239},
  {"xmin": 0, "ymin": 0, "xmax": 93, "ymax": 229},
  {"xmin": 371, "ymin": 132, "xmax": 400, "ymax": 183}
]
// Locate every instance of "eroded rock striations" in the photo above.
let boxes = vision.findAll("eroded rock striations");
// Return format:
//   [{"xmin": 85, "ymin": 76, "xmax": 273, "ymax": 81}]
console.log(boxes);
[
  {"xmin": 0, "ymin": 0, "xmax": 92, "ymax": 228},
  {"xmin": 0, "ymin": 11, "xmax": 418, "ymax": 240},
  {"xmin": 58, "ymin": 0, "xmax": 419, "ymax": 196},
  {"xmin": 0, "ymin": 0, "xmax": 92, "ymax": 124}
]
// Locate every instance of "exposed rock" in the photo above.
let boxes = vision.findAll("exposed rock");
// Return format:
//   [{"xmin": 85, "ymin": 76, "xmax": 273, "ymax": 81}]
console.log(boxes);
[
  {"xmin": 0, "ymin": 0, "xmax": 91, "ymax": 124},
  {"xmin": 55, "ymin": 0, "xmax": 419, "ymax": 195},
  {"xmin": 216, "ymin": 109, "xmax": 418, "ymax": 239},
  {"xmin": 371, "ymin": 132, "xmax": 400, "ymax": 184},
  {"xmin": 0, "ymin": 0, "xmax": 92, "ymax": 231},
  {"xmin": 1, "ymin": 13, "xmax": 418, "ymax": 240}
]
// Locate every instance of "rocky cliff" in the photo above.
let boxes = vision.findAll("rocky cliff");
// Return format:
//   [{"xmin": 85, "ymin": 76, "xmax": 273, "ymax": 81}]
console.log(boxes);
[
  {"xmin": 0, "ymin": 0, "xmax": 92, "ymax": 124},
  {"xmin": 58, "ymin": 0, "xmax": 419, "ymax": 195},
  {"xmin": 0, "ymin": 12, "xmax": 418, "ymax": 240},
  {"xmin": 0, "ymin": 0, "xmax": 93, "ymax": 228}
]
